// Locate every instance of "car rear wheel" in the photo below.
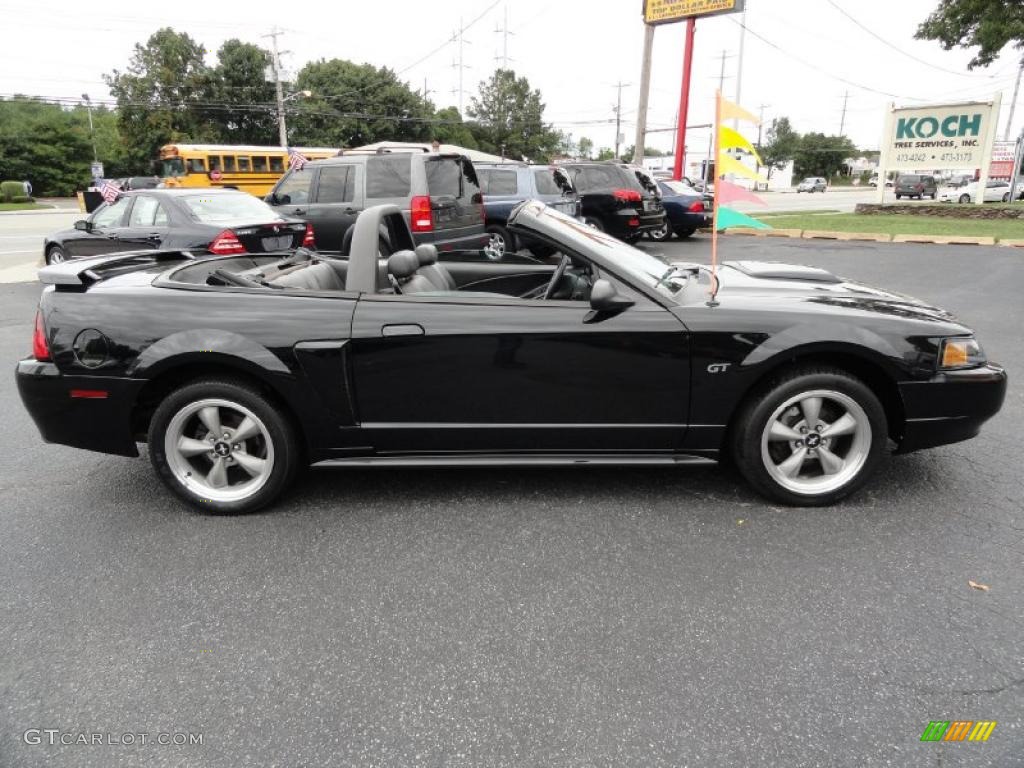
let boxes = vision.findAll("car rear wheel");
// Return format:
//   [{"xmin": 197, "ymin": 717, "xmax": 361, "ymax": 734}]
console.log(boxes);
[
  {"xmin": 485, "ymin": 224, "xmax": 515, "ymax": 260},
  {"xmin": 149, "ymin": 379, "xmax": 301, "ymax": 514},
  {"xmin": 1002, "ymin": 192, "xmax": 1010, "ymax": 202},
  {"xmin": 583, "ymin": 216, "xmax": 605, "ymax": 231},
  {"xmin": 648, "ymin": 222, "xmax": 672, "ymax": 241},
  {"xmin": 959, "ymin": 194, "xmax": 971, "ymax": 204},
  {"xmin": 674, "ymin": 226, "xmax": 696, "ymax": 239},
  {"xmin": 731, "ymin": 367, "xmax": 887, "ymax": 506},
  {"xmin": 45, "ymin": 246, "xmax": 66, "ymax": 265},
  {"xmin": 895, "ymin": 194, "xmax": 902, "ymax": 199}
]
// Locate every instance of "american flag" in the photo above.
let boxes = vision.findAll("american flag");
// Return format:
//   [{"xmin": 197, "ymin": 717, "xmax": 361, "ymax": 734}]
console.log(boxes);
[
  {"xmin": 99, "ymin": 180, "xmax": 121, "ymax": 203},
  {"xmin": 287, "ymin": 148, "xmax": 308, "ymax": 170}
]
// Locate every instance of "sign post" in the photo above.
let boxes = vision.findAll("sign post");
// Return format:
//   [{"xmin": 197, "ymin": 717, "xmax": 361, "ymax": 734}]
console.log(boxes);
[{"xmin": 643, "ymin": 0, "xmax": 745, "ymax": 181}]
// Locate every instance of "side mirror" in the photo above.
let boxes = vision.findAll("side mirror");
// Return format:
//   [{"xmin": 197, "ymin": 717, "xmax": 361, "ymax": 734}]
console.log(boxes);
[
  {"xmin": 264, "ymin": 193, "xmax": 277, "ymax": 204},
  {"xmin": 74, "ymin": 219, "xmax": 91, "ymax": 232},
  {"xmin": 588, "ymin": 278, "xmax": 634, "ymax": 317}
]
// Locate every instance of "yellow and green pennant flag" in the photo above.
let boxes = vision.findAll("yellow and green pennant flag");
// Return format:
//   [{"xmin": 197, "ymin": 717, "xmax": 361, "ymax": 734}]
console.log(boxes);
[
  {"xmin": 716, "ymin": 206, "xmax": 771, "ymax": 232},
  {"xmin": 719, "ymin": 125, "xmax": 762, "ymax": 165},
  {"xmin": 720, "ymin": 97, "xmax": 760, "ymax": 125}
]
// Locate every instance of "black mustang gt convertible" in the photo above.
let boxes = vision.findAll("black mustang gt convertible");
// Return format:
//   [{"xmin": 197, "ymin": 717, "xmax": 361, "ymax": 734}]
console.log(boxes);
[{"xmin": 17, "ymin": 201, "xmax": 1006, "ymax": 513}]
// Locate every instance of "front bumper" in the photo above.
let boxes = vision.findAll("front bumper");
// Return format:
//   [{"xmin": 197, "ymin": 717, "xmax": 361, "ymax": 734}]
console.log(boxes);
[
  {"xmin": 896, "ymin": 363, "xmax": 1007, "ymax": 453},
  {"xmin": 16, "ymin": 359, "xmax": 143, "ymax": 457}
]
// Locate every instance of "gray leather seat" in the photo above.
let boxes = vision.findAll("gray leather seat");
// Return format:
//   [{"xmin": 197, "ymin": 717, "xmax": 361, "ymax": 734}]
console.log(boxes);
[
  {"xmin": 387, "ymin": 250, "xmax": 435, "ymax": 293},
  {"xmin": 414, "ymin": 244, "xmax": 457, "ymax": 291},
  {"xmin": 271, "ymin": 261, "xmax": 347, "ymax": 291}
]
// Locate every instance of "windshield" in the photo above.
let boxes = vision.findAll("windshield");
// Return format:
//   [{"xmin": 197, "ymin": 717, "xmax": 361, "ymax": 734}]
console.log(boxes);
[
  {"xmin": 182, "ymin": 193, "xmax": 282, "ymax": 224},
  {"xmin": 662, "ymin": 180, "xmax": 694, "ymax": 195},
  {"xmin": 526, "ymin": 204, "xmax": 693, "ymax": 300},
  {"xmin": 159, "ymin": 158, "xmax": 185, "ymax": 178}
]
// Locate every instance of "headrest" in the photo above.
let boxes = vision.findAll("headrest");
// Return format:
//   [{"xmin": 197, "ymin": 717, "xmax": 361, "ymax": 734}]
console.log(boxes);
[
  {"xmin": 387, "ymin": 250, "xmax": 419, "ymax": 280},
  {"xmin": 414, "ymin": 243, "xmax": 439, "ymax": 266}
]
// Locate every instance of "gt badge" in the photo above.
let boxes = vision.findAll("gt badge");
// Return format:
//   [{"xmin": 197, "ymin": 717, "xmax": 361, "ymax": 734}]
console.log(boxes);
[{"xmin": 707, "ymin": 363, "xmax": 731, "ymax": 374}]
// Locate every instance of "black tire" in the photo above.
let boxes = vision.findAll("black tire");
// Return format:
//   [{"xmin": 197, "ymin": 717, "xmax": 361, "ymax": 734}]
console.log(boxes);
[
  {"xmin": 45, "ymin": 245, "xmax": 66, "ymax": 265},
  {"xmin": 583, "ymin": 216, "xmax": 605, "ymax": 231},
  {"xmin": 485, "ymin": 224, "xmax": 515, "ymax": 260},
  {"xmin": 1002, "ymin": 192, "xmax": 1010, "ymax": 203},
  {"xmin": 148, "ymin": 378, "xmax": 301, "ymax": 514},
  {"xmin": 895, "ymin": 194, "xmax": 902, "ymax": 200},
  {"xmin": 730, "ymin": 366, "xmax": 888, "ymax": 506},
  {"xmin": 648, "ymin": 221, "xmax": 672, "ymax": 241},
  {"xmin": 959, "ymin": 194, "xmax": 971, "ymax": 204},
  {"xmin": 674, "ymin": 226, "xmax": 696, "ymax": 239},
  {"xmin": 930, "ymin": 192, "xmax": 937, "ymax": 200}
]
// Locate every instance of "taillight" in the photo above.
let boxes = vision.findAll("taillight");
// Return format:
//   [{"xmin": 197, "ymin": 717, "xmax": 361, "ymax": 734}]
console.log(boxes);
[
  {"xmin": 410, "ymin": 195, "xmax": 433, "ymax": 232},
  {"xmin": 33, "ymin": 310, "xmax": 50, "ymax": 361},
  {"xmin": 613, "ymin": 189, "xmax": 642, "ymax": 203},
  {"xmin": 209, "ymin": 229, "xmax": 246, "ymax": 255},
  {"xmin": 627, "ymin": 217, "xmax": 640, "ymax": 227},
  {"xmin": 302, "ymin": 223, "xmax": 316, "ymax": 248},
  {"xmin": 688, "ymin": 200, "xmax": 705, "ymax": 212}
]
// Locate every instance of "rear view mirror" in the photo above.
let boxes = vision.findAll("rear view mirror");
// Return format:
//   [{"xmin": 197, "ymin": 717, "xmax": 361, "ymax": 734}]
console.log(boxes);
[
  {"xmin": 588, "ymin": 278, "xmax": 634, "ymax": 317},
  {"xmin": 74, "ymin": 220, "xmax": 90, "ymax": 232}
]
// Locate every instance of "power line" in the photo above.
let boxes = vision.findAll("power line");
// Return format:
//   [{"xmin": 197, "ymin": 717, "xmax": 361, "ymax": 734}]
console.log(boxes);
[{"xmin": 824, "ymin": 0, "xmax": 996, "ymax": 79}]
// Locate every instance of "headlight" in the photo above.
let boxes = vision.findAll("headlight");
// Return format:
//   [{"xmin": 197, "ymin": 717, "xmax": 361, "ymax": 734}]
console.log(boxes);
[{"xmin": 940, "ymin": 336, "xmax": 985, "ymax": 369}]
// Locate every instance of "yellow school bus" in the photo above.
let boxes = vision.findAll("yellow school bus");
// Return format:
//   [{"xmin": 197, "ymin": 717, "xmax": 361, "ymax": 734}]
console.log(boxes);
[{"xmin": 157, "ymin": 144, "xmax": 339, "ymax": 196}]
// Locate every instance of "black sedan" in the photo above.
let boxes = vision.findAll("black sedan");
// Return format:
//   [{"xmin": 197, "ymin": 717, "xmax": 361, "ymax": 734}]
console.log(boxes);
[
  {"xmin": 18, "ymin": 200, "xmax": 1006, "ymax": 514},
  {"xmin": 44, "ymin": 188, "xmax": 313, "ymax": 265},
  {"xmin": 649, "ymin": 180, "xmax": 709, "ymax": 241}
]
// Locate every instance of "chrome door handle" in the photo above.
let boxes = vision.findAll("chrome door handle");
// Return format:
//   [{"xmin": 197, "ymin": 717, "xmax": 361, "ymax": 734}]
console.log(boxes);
[{"xmin": 381, "ymin": 323, "xmax": 424, "ymax": 337}]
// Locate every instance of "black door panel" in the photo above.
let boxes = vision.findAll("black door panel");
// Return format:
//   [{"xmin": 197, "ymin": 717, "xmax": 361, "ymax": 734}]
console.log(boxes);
[{"xmin": 349, "ymin": 294, "xmax": 690, "ymax": 453}]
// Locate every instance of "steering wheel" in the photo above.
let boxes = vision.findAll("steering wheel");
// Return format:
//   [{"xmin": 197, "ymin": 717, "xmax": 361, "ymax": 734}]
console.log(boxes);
[{"xmin": 543, "ymin": 253, "xmax": 571, "ymax": 300}]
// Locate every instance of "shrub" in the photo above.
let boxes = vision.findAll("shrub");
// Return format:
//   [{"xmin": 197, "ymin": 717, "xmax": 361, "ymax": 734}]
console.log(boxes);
[
  {"xmin": 1, "ymin": 180, "xmax": 25, "ymax": 202},
  {"xmin": 11, "ymin": 195, "xmax": 33, "ymax": 203}
]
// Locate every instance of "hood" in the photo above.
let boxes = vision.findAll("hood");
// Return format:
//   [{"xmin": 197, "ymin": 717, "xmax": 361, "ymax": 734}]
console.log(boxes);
[{"xmin": 705, "ymin": 260, "xmax": 963, "ymax": 326}]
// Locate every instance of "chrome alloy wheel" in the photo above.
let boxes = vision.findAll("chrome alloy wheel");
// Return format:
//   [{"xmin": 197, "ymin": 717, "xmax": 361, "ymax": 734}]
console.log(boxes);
[
  {"xmin": 760, "ymin": 389, "xmax": 872, "ymax": 496},
  {"xmin": 486, "ymin": 231, "xmax": 507, "ymax": 260},
  {"xmin": 164, "ymin": 398, "xmax": 275, "ymax": 503}
]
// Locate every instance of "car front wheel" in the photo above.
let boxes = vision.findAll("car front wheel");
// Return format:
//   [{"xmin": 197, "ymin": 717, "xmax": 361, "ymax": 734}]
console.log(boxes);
[
  {"xmin": 731, "ymin": 367, "xmax": 887, "ymax": 506},
  {"xmin": 45, "ymin": 246, "xmax": 66, "ymax": 265},
  {"xmin": 148, "ymin": 378, "xmax": 301, "ymax": 514}
]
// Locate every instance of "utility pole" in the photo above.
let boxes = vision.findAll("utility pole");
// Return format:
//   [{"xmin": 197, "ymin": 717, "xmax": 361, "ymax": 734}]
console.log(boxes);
[
  {"xmin": 613, "ymin": 81, "xmax": 630, "ymax": 160},
  {"xmin": 81, "ymin": 93, "xmax": 98, "ymax": 163},
  {"xmin": 1005, "ymin": 60, "xmax": 1024, "ymax": 141},
  {"xmin": 717, "ymin": 49, "xmax": 730, "ymax": 93},
  {"xmin": 756, "ymin": 104, "xmax": 769, "ymax": 146},
  {"xmin": 839, "ymin": 90, "xmax": 849, "ymax": 136},
  {"xmin": 263, "ymin": 27, "xmax": 289, "ymax": 147},
  {"xmin": 632, "ymin": 23, "xmax": 656, "ymax": 165},
  {"xmin": 494, "ymin": 4, "xmax": 514, "ymax": 70},
  {"xmin": 451, "ymin": 17, "xmax": 472, "ymax": 116}
]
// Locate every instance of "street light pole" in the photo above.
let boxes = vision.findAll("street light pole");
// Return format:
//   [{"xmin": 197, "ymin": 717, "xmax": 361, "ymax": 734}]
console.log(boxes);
[{"xmin": 82, "ymin": 93, "xmax": 97, "ymax": 163}]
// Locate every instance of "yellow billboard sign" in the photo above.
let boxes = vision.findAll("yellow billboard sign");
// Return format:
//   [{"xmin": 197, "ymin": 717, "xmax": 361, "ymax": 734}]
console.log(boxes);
[{"xmin": 643, "ymin": 0, "xmax": 745, "ymax": 25}]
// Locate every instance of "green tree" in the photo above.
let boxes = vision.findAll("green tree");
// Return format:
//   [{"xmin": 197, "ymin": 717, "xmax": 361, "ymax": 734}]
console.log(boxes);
[
  {"xmin": 793, "ymin": 133, "xmax": 858, "ymax": 178},
  {"xmin": 758, "ymin": 116, "xmax": 801, "ymax": 180},
  {"xmin": 431, "ymin": 106, "xmax": 479, "ymax": 149},
  {"xmin": 105, "ymin": 28, "xmax": 217, "ymax": 170},
  {"xmin": 467, "ymin": 69, "xmax": 560, "ymax": 161},
  {"xmin": 0, "ymin": 97, "xmax": 93, "ymax": 195},
  {"xmin": 577, "ymin": 136, "xmax": 593, "ymax": 159},
  {"xmin": 623, "ymin": 144, "xmax": 666, "ymax": 158},
  {"xmin": 596, "ymin": 147, "xmax": 615, "ymax": 161},
  {"xmin": 916, "ymin": 0, "xmax": 1024, "ymax": 68},
  {"xmin": 210, "ymin": 39, "xmax": 277, "ymax": 144},
  {"xmin": 289, "ymin": 59, "xmax": 433, "ymax": 147}
]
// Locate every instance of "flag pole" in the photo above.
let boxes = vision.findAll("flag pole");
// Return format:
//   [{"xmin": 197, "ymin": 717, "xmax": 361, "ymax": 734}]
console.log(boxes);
[{"xmin": 709, "ymin": 89, "xmax": 722, "ymax": 307}]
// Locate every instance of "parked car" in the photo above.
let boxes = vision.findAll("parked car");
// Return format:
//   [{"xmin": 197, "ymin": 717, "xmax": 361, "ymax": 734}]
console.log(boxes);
[
  {"xmin": 946, "ymin": 174, "xmax": 975, "ymax": 189},
  {"xmin": 895, "ymin": 174, "xmax": 938, "ymax": 200},
  {"xmin": 20, "ymin": 201, "xmax": 1006, "ymax": 514},
  {"xmin": 868, "ymin": 175, "xmax": 894, "ymax": 188},
  {"xmin": 475, "ymin": 163, "xmax": 580, "ymax": 259},
  {"xmin": 796, "ymin": 177, "xmax": 827, "ymax": 193},
  {"xmin": 648, "ymin": 180, "xmax": 708, "ymax": 241},
  {"xmin": 559, "ymin": 161, "xmax": 665, "ymax": 242},
  {"xmin": 938, "ymin": 180, "xmax": 1012, "ymax": 204},
  {"xmin": 43, "ymin": 188, "xmax": 312, "ymax": 265},
  {"xmin": 266, "ymin": 149, "xmax": 489, "ymax": 254}
]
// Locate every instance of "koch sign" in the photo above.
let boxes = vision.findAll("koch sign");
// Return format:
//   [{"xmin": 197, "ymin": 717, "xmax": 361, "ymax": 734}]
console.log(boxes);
[
  {"xmin": 643, "ymin": 0, "xmax": 745, "ymax": 24},
  {"xmin": 883, "ymin": 101, "xmax": 997, "ymax": 170}
]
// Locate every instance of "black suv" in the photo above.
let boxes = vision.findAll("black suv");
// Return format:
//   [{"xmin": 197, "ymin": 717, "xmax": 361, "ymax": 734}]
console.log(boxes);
[
  {"xmin": 266, "ymin": 150, "xmax": 488, "ymax": 253},
  {"xmin": 559, "ymin": 162, "xmax": 665, "ymax": 242}
]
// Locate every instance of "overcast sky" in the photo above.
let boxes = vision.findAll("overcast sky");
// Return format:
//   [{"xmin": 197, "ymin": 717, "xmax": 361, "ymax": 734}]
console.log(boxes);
[{"xmin": 2, "ymin": 0, "xmax": 1021, "ymax": 157}]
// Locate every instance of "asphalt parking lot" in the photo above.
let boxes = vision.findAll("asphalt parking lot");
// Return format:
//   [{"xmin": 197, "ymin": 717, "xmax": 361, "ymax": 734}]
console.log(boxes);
[{"xmin": 0, "ymin": 236, "xmax": 1021, "ymax": 767}]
